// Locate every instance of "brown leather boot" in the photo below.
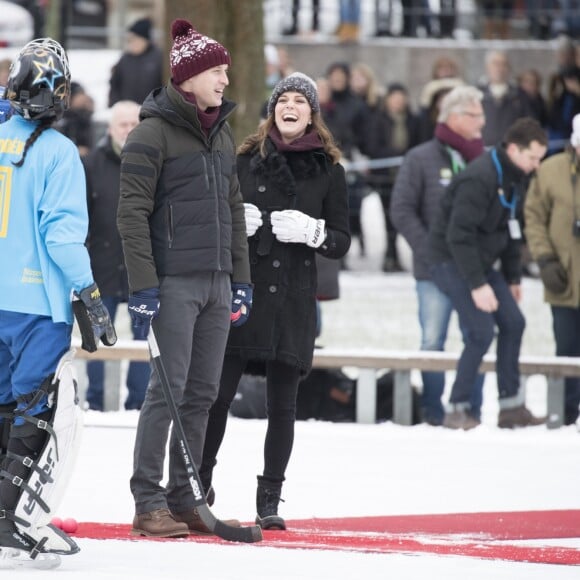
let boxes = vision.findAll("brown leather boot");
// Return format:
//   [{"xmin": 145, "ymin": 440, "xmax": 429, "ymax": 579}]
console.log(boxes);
[
  {"xmin": 498, "ymin": 405, "xmax": 546, "ymax": 429},
  {"xmin": 173, "ymin": 508, "xmax": 241, "ymax": 536},
  {"xmin": 131, "ymin": 508, "xmax": 189, "ymax": 538}
]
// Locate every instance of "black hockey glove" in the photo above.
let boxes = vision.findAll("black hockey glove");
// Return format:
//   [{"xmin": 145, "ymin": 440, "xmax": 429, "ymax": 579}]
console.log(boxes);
[{"xmin": 73, "ymin": 283, "xmax": 117, "ymax": 352}]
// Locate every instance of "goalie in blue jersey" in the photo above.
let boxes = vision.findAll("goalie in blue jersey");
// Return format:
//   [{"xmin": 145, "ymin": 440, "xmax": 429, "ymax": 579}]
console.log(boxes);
[{"xmin": 0, "ymin": 38, "xmax": 116, "ymax": 569}]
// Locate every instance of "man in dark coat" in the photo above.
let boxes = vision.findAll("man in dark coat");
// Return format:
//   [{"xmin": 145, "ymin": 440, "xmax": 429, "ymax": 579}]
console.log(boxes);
[
  {"xmin": 478, "ymin": 50, "xmax": 533, "ymax": 147},
  {"xmin": 429, "ymin": 118, "xmax": 548, "ymax": 430},
  {"xmin": 117, "ymin": 19, "xmax": 250, "ymax": 538},
  {"xmin": 391, "ymin": 85, "xmax": 486, "ymax": 426},
  {"xmin": 108, "ymin": 18, "xmax": 163, "ymax": 107},
  {"xmin": 83, "ymin": 100, "xmax": 148, "ymax": 411}
]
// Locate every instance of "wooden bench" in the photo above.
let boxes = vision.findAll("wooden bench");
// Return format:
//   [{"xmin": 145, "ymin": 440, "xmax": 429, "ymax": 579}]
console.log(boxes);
[{"xmin": 73, "ymin": 339, "xmax": 580, "ymax": 429}]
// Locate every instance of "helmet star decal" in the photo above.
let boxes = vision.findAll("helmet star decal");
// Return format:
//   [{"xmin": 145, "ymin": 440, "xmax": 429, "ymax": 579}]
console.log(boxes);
[{"xmin": 32, "ymin": 54, "xmax": 63, "ymax": 91}]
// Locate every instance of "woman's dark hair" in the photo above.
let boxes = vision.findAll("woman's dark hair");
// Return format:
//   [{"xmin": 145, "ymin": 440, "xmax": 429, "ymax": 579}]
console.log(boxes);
[{"xmin": 238, "ymin": 113, "xmax": 342, "ymax": 164}]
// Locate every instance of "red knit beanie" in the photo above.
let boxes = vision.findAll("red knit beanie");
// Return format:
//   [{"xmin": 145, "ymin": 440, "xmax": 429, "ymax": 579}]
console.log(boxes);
[{"xmin": 169, "ymin": 19, "xmax": 231, "ymax": 84}]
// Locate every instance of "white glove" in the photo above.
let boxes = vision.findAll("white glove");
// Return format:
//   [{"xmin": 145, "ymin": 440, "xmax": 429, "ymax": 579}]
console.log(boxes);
[
  {"xmin": 244, "ymin": 203, "xmax": 263, "ymax": 237},
  {"xmin": 270, "ymin": 210, "xmax": 326, "ymax": 248}
]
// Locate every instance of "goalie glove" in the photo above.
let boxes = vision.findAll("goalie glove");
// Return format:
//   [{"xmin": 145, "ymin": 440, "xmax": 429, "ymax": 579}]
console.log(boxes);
[
  {"xmin": 270, "ymin": 209, "xmax": 326, "ymax": 248},
  {"xmin": 244, "ymin": 203, "xmax": 263, "ymax": 237},
  {"xmin": 72, "ymin": 283, "xmax": 117, "ymax": 352}
]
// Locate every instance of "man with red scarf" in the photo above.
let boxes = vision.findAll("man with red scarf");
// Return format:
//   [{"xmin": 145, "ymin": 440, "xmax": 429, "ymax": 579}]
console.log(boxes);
[
  {"xmin": 117, "ymin": 19, "xmax": 251, "ymax": 538},
  {"xmin": 391, "ymin": 86, "xmax": 486, "ymax": 427}
]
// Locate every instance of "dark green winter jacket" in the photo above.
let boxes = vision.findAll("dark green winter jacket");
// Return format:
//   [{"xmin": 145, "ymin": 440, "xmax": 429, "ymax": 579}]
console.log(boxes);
[{"xmin": 117, "ymin": 82, "xmax": 250, "ymax": 292}]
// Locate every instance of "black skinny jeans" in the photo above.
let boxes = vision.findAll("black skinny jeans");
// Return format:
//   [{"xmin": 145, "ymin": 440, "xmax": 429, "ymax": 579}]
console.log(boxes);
[{"xmin": 201, "ymin": 355, "xmax": 301, "ymax": 487}]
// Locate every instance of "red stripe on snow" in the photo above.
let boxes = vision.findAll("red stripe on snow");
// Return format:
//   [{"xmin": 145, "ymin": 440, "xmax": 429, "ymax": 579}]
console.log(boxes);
[{"xmin": 71, "ymin": 510, "xmax": 580, "ymax": 565}]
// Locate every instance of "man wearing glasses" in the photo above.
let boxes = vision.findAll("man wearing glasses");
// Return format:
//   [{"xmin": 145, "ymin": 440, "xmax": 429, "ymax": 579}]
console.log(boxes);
[{"xmin": 391, "ymin": 86, "xmax": 487, "ymax": 426}]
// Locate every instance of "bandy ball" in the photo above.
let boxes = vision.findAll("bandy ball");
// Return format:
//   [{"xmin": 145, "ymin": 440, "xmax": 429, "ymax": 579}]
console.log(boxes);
[{"xmin": 61, "ymin": 517, "xmax": 78, "ymax": 534}]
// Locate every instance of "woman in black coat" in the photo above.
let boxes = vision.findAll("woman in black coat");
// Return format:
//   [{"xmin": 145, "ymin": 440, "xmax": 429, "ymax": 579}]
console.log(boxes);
[{"xmin": 200, "ymin": 73, "xmax": 351, "ymax": 530}]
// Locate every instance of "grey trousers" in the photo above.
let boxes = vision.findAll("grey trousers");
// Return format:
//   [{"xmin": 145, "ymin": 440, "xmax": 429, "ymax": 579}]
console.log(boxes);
[{"xmin": 130, "ymin": 272, "xmax": 231, "ymax": 514}]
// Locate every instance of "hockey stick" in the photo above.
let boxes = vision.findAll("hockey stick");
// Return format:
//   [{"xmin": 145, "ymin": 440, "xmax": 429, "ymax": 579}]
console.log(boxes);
[{"xmin": 147, "ymin": 327, "xmax": 262, "ymax": 544}]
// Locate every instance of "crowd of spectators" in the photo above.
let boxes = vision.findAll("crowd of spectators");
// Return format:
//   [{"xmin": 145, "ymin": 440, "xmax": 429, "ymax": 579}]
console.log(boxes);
[
  {"xmin": 277, "ymin": 1, "xmax": 580, "ymax": 41},
  {"xmin": 27, "ymin": 24, "xmax": 580, "ymax": 280},
  {"xmin": 252, "ymin": 38, "xmax": 579, "ymax": 272}
]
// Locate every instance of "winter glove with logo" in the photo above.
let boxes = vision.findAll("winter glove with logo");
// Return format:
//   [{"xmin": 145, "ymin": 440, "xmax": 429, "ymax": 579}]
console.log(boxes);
[
  {"xmin": 244, "ymin": 203, "xmax": 263, "ymax": 237},
  {"xmin": 231, "ymin": 283, "xmax": 253, "ymax": 327},
  {"xmin": 270, "ymin": 209, "xmax": 326, "ymax": 248},
  {"xmin": 73, "ymin": 283, "xmax": 117, "ymax": 352},
  {"xmin": 128, "ymin": 287, "xmax": 160, "ymax": 340}
]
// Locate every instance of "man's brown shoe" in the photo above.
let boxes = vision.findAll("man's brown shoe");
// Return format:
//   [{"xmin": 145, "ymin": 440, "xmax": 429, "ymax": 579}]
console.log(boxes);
[
  {"xmin": 173, "ymin": 508, "xmax": 241, "ymax": 536},
  {"xmin": 498, "ymin": 405, "xmax": 546, "ymax": 428},
  {"xmin": 443, "ymin": 409, "xmax": 480, "ymax": 430},
  {"xmin": 131, "ymin": 508, "xmax": 189, "ymax": 538}
]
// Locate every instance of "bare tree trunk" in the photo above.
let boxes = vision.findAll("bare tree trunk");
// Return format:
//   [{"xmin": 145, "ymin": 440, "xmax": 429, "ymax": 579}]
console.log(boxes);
[{"xmin": 164, "ymin": 0, "xmax": 265, "ymax": 143}]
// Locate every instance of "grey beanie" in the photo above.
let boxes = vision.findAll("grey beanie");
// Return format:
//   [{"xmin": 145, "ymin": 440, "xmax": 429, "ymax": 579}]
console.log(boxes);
[{"xmin": 267, "ymin": 72, "xmax": 320, "ymax": 116}]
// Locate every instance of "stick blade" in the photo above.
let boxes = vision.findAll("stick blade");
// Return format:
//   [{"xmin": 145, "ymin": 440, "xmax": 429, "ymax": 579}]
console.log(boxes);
[{"xmin": 196, "ymin": 505, "xmax": 263, "ymax": 543}]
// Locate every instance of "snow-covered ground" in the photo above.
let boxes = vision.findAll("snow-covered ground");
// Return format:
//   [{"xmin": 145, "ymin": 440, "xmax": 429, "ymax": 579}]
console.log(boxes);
[{"xmin": 6, "ymin": 408, "xmax": 576, "ymax": 579}]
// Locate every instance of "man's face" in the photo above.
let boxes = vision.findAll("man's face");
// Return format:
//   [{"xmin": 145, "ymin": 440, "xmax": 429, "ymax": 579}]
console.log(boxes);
[
  {"xmin": 486, "ymin": 53, "xmax": 510, "ymax": 84},
  {"xmin": 126, "ymin": 33, "xmax": 148, "ymax": 56},
  {"xmin": 507, "ymin": 141, "xmax": 547, "ymax": 174},
  {"xmin": 109, "ymin": 105, "xmax": 140, "ymax": 149},
  {"xmin": 447, "ymin": 101, "xmax": 485, "ymax": 140},
  {"xmin": 180, "ymin": 65, "xmax": 230, "ymax": 111}
]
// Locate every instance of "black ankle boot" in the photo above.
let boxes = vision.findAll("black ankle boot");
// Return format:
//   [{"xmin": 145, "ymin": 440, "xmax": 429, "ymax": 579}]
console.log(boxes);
[
  {"xmin": 199, "ymin": 466, "xmax": 214, "ymax": 506},
  {"xmin": 255, "ymin": 476, "xmax": 285, "ymax": 530}
]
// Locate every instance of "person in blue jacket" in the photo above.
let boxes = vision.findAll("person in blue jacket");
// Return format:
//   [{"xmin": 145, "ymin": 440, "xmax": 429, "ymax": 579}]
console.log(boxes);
[{"xmin": 0, "ymin": 38, "xmax": 115, "ymax": 565}]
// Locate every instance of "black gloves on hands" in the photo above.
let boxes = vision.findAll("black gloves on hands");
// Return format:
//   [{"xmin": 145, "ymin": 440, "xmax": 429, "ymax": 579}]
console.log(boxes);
[
  {"xmin": 538, "ymin": 256, "xmax": 568, "ymax": 294},
  {"xmin": 73, "ymin": 283, "xmax": 117, "ymax": 352}
]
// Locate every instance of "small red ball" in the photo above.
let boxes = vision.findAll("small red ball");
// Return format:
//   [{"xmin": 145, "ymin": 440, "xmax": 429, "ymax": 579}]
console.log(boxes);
[{"xmin": 61, "ymin": 517, "xmax": 78, "ymax": 534}]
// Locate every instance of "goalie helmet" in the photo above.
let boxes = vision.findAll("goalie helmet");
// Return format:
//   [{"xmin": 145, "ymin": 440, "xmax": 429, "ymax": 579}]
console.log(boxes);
[{"xmin": 6, "ymin": 38, "xmax": 71, "ymax": 121}]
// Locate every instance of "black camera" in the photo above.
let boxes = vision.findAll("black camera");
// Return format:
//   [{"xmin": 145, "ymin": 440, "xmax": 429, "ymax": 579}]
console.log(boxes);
[{"xmin": 574, "ymin": 220, "xmax": 580, "ymax": 237}]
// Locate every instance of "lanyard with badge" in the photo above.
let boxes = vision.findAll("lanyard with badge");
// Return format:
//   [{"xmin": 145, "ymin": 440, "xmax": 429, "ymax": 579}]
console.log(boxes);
[{"xmin": 491, "ymin": 148, "xmax": 521, "ymax": 240}]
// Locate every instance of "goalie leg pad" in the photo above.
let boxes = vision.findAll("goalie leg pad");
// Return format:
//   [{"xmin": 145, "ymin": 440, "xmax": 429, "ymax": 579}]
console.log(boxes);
[
  {"xmin": 0, "ymin": 413, "xmax": 50, "ymax": 517},
  {"xmin": 1, "ymin": 351, "xmax": 82, "ymax": 555}
]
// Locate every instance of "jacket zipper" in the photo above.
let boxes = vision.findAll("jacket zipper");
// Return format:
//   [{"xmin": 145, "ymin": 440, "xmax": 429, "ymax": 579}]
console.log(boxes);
[
  {"xmin": 167, "ymin": 203, "xmax": 174, "ymax": 248},
  {"xmin": 212, "ymin": 152, "xmax": 222, "ymax": 271}
]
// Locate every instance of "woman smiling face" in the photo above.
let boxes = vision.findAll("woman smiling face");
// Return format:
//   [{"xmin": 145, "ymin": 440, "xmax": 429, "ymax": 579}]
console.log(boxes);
[{"xmin": 274, "ymin": 91, "xmax": 312, "ymax": 144}]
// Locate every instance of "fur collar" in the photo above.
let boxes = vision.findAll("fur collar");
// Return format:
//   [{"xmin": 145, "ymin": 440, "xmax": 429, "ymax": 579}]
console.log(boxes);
[{"xmin": 249, "ymin": 138, "xmax": 326, "ymax": 196}]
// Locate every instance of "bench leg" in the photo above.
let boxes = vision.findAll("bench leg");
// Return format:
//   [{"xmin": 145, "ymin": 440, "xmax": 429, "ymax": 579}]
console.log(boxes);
[
  {"xmin": 393, "ymin": 370, "xmax": 413, "ymax": 426},
  {"xmin": 546, "ymin": 375, "xmax": 565, "ymax": 429},
  {"xmin": 356, "ymin": 369, "xmax": 377, "ymax": 424},
  {"xmin": 103, "ymin": 360, "xmax": 122, "ymax": 412}
]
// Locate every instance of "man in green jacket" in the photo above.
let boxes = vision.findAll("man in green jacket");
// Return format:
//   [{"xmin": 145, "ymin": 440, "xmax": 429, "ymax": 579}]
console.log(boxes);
[
  {"xmin": 525, "ymin": 113, "xmax": 580, "ymax": 426},
  {"xmin": 117, "ymin": 18, "xmax": 251, "ymax": 538}
]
